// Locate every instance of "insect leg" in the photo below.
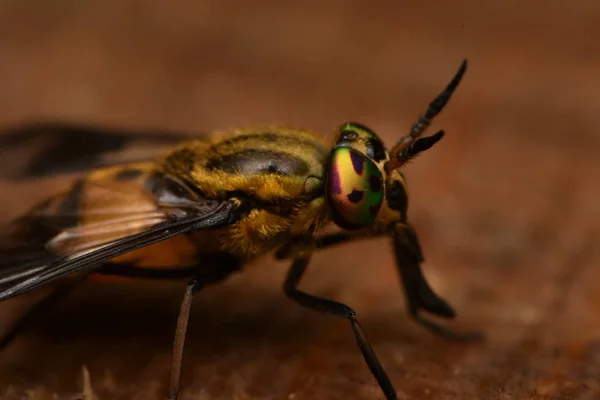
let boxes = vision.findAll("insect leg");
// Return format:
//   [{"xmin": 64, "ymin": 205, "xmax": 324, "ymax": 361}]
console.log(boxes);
[
  {"xmin": 312, "ymin": 228, "xmax": 481, "ymax": 340},
  {"xmin": 0, "ymin": 272, "xmax": 89, "ymax": 351},
  {"xmin": 393, "ymin": 223, "xmax": 482, "ymax": 340},
  {"xmin": 167, "ymin": 278, "xmax": 203, "ymax": 400},
  {"xmin": 314, "ymin": 232, "xmax": 364, "ymax": 248},
  {"xmin": 284, "ymin": 257, "xmax": 399, "ymax": 400},
  {"xmin": 275, "ymin": 231, "xmax": 387, "ymax": 260}
]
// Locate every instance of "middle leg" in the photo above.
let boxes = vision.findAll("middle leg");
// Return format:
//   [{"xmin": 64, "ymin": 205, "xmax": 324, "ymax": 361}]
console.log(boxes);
[{"xmin": 284, "ymin": 256, "xmax": 399, "ymax": 400}]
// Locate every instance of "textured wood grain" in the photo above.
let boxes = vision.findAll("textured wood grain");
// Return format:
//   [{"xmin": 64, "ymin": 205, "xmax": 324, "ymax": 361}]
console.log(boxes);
[{"xmin": 0, "ymin": 1, "xmax": 599, "ymax": 399}]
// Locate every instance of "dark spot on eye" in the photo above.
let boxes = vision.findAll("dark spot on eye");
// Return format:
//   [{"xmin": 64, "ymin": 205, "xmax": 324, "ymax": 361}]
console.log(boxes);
[
  {"xmin": 349, "ymin": 152, "xmax": 364, "ymax": 175},
  {"xmin": 366, "ymin": 139, "xmax": 386, "ymax": 162},
  {"xmin": 347, "ymin": 189, "xmax": 364, "ymax": 203},
  {"xmin": 369, "ymin": 205, "xmax": 379, "ymax": 216},
  {"xmin": 369, "ymin": 175, "xmax": 382, "ymax": 192},
  {"xmin": 114, "ymin": 168, "xmax": 144, "ymax": 181}
]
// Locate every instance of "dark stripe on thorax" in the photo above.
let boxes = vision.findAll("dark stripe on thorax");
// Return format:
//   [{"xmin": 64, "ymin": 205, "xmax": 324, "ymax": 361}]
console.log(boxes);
[
  {"xmin": 217, "ymin": 131, "xmax": 328, "ymax": 159},
  {"xmin": 206, "ymin": 149, "xmax": 310, "ymax": 176}
]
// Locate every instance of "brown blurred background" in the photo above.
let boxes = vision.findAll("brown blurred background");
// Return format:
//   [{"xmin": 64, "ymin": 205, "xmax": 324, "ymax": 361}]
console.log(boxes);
[{"xmin": 0, "ymin": 1, "xmax": 599, "ymax": 399}]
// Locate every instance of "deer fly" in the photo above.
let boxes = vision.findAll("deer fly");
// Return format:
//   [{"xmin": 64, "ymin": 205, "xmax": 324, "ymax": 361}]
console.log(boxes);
[{"xmin": 0, "ymin": 59, "xmax": 479, "ymax": 400}]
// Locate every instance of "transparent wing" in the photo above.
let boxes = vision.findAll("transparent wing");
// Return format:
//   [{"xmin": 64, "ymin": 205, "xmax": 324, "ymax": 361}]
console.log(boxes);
[
  {"xmin": 0, "ymin": 120, "xmax": 202, "ymax": 179},
  {"xmin": 0, "ymin": 173, "xmax": 241, "ymax": 300}
]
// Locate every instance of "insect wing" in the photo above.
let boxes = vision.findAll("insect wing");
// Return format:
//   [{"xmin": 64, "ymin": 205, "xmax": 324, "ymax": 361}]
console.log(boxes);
[
  {"xmin": 0, "ymin": 121, "xmax": 200, "ymax": 179},
  {"xmin": 0, "ymin": 173, "xmax": 241, "ymax": 300}
]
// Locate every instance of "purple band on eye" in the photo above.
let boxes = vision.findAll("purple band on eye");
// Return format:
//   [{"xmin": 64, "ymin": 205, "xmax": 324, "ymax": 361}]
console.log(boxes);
[
  {"xmin": 329, "ymin": 164, "xmax": 342, "ymax": 194},
  {"xmin": 350, "ymin": 151, "xmax": 364, "ymax": 175}
]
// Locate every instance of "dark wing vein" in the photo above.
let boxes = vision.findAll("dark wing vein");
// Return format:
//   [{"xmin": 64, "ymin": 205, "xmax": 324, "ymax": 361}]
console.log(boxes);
[{"xmin": 0, "ymin": 199, "xmax": 238, "ymax": 301}]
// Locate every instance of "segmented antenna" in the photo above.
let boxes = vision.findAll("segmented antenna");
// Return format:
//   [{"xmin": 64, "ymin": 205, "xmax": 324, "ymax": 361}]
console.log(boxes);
[{"xmin": 385, "ymin": 59, "xmax": 468, "ymax": 173}]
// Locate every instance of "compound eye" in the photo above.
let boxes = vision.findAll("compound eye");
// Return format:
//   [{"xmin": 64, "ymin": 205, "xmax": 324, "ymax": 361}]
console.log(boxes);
[{"xmin": 326, "ymin": 147, "xmax": 384, "ymax": 229}]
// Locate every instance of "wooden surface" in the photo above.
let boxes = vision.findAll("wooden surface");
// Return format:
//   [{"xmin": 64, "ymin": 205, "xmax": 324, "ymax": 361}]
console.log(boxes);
[{"xmin": 1, "ymin": 1, "xmax": 600, "ymax": 399}]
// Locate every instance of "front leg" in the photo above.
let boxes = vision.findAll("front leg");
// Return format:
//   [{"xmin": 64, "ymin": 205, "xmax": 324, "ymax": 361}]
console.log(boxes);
[
  {"xmin": 300, "ymin": 226, "xmax": 481, "ymax": 340},
  {"xmin": 394, "ymin": 223, "xmax": 482, "ymax": 340},
  {"xmin": 276, "ymin": 228, "xmax": 388, "ymax": 260}
]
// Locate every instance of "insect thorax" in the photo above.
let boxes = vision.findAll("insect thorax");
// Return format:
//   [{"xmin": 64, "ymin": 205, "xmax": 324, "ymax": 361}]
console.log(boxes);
[
  {"xmin": 161, "ymin": 128, "xmax": 333, "ymax": 258},
  {"xmin": 161, "ymin": 128, "xmax": 330, "ymax": 201}
]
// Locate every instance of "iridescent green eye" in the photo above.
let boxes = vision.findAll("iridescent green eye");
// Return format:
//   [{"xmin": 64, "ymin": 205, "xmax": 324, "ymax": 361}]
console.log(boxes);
[{"xmin": 326, "ymin": 147, "xmax": 384, "ymax": 229}]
